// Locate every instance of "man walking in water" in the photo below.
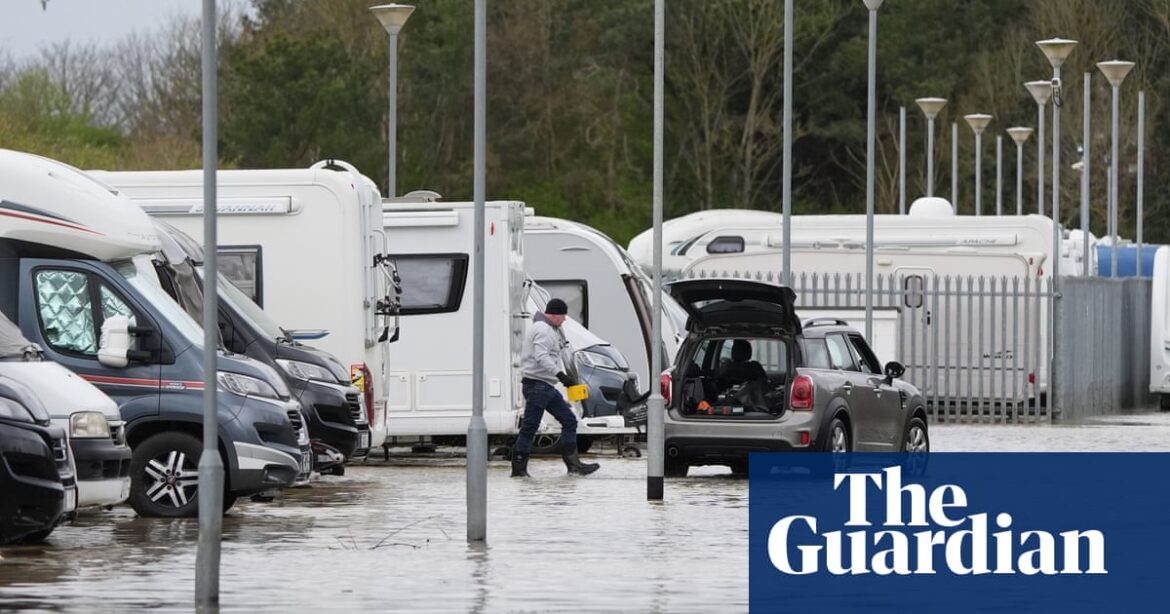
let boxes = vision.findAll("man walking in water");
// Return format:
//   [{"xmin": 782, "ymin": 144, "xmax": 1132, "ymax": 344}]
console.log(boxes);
[{"xmin": 512, "ymin": 298, "xmax": 600, "ymax": 477}]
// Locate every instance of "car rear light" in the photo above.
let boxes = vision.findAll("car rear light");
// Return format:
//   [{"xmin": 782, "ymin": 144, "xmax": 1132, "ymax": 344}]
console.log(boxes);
[
  {"xmin": 790, "ymin": 375, "xmax": 814, "ymax": 410},
  {"xmin": 660, "ymin": 371, "xmax": 672, "ymax": 407},
  {"xmin": 351, "ymin": 363, "xmax": 376, "ymax": 425}
]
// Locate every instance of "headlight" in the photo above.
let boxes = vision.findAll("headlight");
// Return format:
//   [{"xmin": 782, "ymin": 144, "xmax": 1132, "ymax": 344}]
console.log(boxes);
[
  {"xmin": 69, "ymin": 411, "xmax": 111, "ymax": 438},
  {"xmin": 276, "ymin": 359, "xmax": 337, "ymax": 383},
  {"xmin": 217, "ymin": 372, "xmax": 281, "ymax": 400},
  {"xmin": 295, "ymin": 411, "xmax": 310, "ymax": 445},
  {"xmin": 0, "ymin": 397, "xmax": 35, "ymax": 424},
  {"xmin": 577, "ymin": 349, "xmax": 620, "ymax": 370}
]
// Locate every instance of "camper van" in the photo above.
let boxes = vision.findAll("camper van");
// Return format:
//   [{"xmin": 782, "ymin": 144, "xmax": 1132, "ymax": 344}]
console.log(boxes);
[
  {"xmin": 523, "ymin": 215, "xmax": 684, "ymax": 388},
  {"xmin": 92, "ymin": 161, "xmax": 397, "ymax": 452},
  {"xmin": 1, "ymin": 149, "xmax": 308, "ymax": 517},
  {"xmin": 2, "ymin": 312, "xmax": 129, "ymax": 510},
  {"xmin": 1150, "ymin": 247, "xmax": 1170, "ymax": 409},
  {"xmin": 146, "ymin": 220, "xmax": 370, "ymax": 468}
]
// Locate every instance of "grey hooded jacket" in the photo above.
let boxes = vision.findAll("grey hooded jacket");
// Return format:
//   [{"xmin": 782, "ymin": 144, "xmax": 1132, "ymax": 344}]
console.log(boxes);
[{"xmin": 520, "ymin": 312, "xmax": 571, "ymax": 386}]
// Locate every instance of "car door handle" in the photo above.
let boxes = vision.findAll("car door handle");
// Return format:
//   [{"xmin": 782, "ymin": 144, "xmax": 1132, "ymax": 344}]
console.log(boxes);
[{"xmin": 841, "ymin": 382, "xmax": 853, "ymax": 395}]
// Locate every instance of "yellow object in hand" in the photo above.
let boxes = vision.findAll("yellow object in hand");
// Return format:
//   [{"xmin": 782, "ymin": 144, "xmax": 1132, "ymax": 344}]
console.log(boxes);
[{"xmin": 566, "ymin": 384, "xmax": 590, "ymax": 402}]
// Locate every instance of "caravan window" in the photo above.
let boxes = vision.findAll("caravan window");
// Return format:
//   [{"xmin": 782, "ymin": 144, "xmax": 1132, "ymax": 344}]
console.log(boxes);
[
  {"xmin": 390, "ymin": 254, "xmax": 470, "ymax": 315},
  {"xmin": 706, "ymin": 236, "xmax": 745, "ymax": 254},
  {"xmin": 535, "ymin": 280, "xmax": 588, "ymax": 326},
  {"xmin": 217, "ymin": 246, "xmax": 264, "ymax": 307},
  {"xmin": 903, "ymin": 275, "xmax": 925, "ymax": 309}
]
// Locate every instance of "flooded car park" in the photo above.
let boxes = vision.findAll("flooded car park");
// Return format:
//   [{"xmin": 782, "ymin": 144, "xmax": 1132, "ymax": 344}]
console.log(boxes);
[{"xmin": 3, "ymin": 414, "xmax": 1170, "ymax": 612}]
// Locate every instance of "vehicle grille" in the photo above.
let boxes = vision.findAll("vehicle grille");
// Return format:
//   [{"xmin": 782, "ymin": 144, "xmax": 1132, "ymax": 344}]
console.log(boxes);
[
  {"xmin": 51, "ymin": 435, "xmax": 74, "ymax": 481},
  {"xmin": 287, "ymin": 409, "xmax": 305, "ymax": 437},
  {"xmin": 346, "ymin": 393, "xmax": 366, "ymax": 425}
]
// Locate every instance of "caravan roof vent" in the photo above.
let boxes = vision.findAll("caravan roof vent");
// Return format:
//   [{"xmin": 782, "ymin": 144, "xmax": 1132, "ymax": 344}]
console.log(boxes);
[
  {"xmin": 908, "ymin": 197, "xmax": 955, "ymax": 218},
  {"xmin": 399, "ymin": 189, "xmax": 443, "ymax": 202}
]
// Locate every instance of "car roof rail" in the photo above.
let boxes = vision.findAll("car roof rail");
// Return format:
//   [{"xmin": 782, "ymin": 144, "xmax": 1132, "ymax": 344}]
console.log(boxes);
[{"xmin": 802, "ymin": 317, "xmax": 851, "ymax": 328}]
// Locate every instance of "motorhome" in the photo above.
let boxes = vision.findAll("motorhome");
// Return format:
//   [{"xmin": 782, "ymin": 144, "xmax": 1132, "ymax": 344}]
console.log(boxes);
[
  {"xmin": 1149, "ymin": 246, "xmax": 1170, "ymax": 409},
  {"xmin": 523, "ymin": 215, "xmax": 684, "ymax": 388},
  {"xmin": 1, "ymin": 149, "xmax": 308, "ymax": 517},
  {"xmin": 2, "ymin": 312, "xmax": 129, "ymax": 510},
  {"xmin": 147, "ymin": 219, "xmax": 370, "ymax": 469},
  {"xmin": 93, "ymin": 161, "xmax": 397, "ymax": 452}
]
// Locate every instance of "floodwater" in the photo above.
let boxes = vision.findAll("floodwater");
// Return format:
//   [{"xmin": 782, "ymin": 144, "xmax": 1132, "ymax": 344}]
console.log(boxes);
[{"xmin": 3, "ymin": 412, "xmax": 1170, "ymax": 612}]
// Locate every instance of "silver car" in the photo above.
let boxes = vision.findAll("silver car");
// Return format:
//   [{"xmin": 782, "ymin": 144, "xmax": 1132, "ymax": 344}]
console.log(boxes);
[{"xmin": 661, "ymin": 279, "xmax": 929, "ymax": 477}]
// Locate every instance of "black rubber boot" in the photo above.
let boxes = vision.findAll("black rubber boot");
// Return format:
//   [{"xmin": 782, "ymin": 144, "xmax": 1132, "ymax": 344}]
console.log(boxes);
[
  {"xmin": 511, "ymin": 453, "xmax": 531, "ymax": 478},
  {"xmin": 562, "ymin": 448, "xmax": 600, "ymax": 476}
]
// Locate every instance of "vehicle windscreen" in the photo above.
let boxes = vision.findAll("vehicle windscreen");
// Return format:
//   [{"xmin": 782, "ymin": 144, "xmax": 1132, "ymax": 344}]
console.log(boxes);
[
  {"xmin": 116, "ymin": 261, "xmax": 205, "ymax": 347},
  {"xmin": 208, "ymin": 267, "xmax": 286, "ymax": 342}
]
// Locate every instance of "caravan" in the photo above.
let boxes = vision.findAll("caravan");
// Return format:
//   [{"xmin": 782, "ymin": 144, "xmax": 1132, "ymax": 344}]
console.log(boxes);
[
  {"xmin": 2, "ymin": 149, "xmax": 308, "ymax": 517},
  {"xmin": 93, "ymin": 161, "xmax": 397, "ymax": 451},
  {"xmin": 523, "ymin": 215, "xmax": 684, "ymax": 390},
  {"xmin": 1150, "ymin": 247, "xmax": 1170, "ymax": 409}
]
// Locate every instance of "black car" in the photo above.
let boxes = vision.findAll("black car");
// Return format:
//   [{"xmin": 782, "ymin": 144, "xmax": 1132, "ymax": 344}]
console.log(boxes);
[
  {"xmin": 0, "ymin": 376, "xmax": 72, "ymax": 545},
  {"xmin": 662, "ymin": 279, "xmax": 930, "ymax": 476}
]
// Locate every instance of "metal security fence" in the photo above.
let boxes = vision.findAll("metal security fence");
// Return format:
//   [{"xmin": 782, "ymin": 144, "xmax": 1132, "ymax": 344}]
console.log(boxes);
[{"xmin": 667, "ymin": 269, "xmax": 1056, "ymax": 423}]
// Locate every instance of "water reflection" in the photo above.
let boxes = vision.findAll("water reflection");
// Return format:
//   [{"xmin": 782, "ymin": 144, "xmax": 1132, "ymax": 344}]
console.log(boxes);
[{"xmin": 0, "ymin": 457, "xmax": 750, "ymax": 612}]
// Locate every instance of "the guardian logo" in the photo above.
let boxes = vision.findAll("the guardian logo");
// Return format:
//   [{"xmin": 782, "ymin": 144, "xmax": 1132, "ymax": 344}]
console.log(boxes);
[{"xmin": 768, "ymin": 466, "xmax": 1107, "ymax": 576}]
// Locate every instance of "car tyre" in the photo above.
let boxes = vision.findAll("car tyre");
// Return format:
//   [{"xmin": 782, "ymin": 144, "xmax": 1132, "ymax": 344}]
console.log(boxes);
[
  {"xmin": 902, "ymin": 416, "xmax": 930, "ymax": 476},
  {"xmin": 665, "ymin": 456, "xmax": 689, "ymax": 478},
  {"xmin": 129, "ymin": 432, "xmax": 236, "ymax": 518}
]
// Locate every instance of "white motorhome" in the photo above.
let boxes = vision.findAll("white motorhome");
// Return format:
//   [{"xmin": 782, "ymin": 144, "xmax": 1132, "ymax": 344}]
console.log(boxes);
[
  {"xmin": 523, "ymin": 215, "xmax": 684, "ymax": 388},
  {"xmin": 1150, "ymin": 246, "xmax": 1170, "ymax": 409},
  {"xmin": 92, "ymin": 162, "xmax": 396, "ymax": 450}
]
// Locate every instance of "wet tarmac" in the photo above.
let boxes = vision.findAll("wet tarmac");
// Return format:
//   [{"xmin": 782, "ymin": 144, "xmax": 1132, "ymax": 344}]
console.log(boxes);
[{"xmin": 3, "ymin": 412, "xmax": 1170, "ymax": 612}]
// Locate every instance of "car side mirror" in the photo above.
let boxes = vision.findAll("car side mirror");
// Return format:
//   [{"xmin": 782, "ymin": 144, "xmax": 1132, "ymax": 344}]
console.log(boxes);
[
  {"xmin": 883, "ymin": 361, "xmax": 905, "ymax": 385},
  {"xmin": 98, "ymin": 315, "xmax": 131, "ymax": 368}
]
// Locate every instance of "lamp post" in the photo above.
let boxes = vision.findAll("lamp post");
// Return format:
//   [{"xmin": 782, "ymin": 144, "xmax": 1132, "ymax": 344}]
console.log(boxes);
[
  {"xmin": 899, "ymin": 106, "xmax": 906, "ymax": 214},
  {"xmin": 647, "ymin": 0, "xmax": 665, "ymax": 501},
  {"xmin": 1037, "ymin": 38, "xmax": 1077, "ymax": 283},
  {"xmin": 862, "ymin": 0, "xmax": 883, "ymax": 341},
  {"xmin": 1080, "ymin": 74, "xmax": 1091, "ymax": 274},
  {"xmin": 951, "ymin": 121, "xmax": 959, "ymax": 209},
  {"xmin": 466, "ymin": 0, "xmax": 486, "ymax": 541},
  {"xmin": 996, "ymin": 135, "xmax": 1003, "ymax": 216},
  {"xmin": 964, "ymin": 114, "xmax": 993, "ymax": 215},
  {"xmin": 782, "ymin": 0, "xmax": 793, "ymax": 283},
  {"xmin": 195, "ymin": 0, "xmax": 223, "ymax": 606},
  {"xmin": 1137, "ymin": 90, "xmax": 1146, "ymax": 273},
  {"xmin": 1007, "ymin": 127, "xmax": 1033, "ymax": 217},
  {"xmin": 1024, "ymin": 81, "xmax": 1052, "ymax": 216},
  {"xmin": 1097, "ymin": 59, "xmax": 1135, "ymax": 278},
  {"xmin": 915, "ymin": 97, "xmax": 946, "ymax": 198},
  {"xmin": 370, "ymin": 3, "xmax": 415, "ymax": 198}
]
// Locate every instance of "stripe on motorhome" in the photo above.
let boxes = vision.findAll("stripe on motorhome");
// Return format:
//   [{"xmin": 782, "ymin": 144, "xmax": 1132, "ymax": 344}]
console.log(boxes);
[
  {"xmin": 80, "ymin": 374, "xmax": 204, "ymax": 390},
  {"xmin": 0, "ymin": 207, "xmax": 103, "ymax": 236}
]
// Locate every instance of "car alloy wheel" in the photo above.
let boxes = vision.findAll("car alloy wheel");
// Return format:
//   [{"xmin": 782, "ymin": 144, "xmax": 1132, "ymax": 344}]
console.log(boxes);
[{"xmin": 144, "ymin": 450, "xmax": 199, "ymax": 509}]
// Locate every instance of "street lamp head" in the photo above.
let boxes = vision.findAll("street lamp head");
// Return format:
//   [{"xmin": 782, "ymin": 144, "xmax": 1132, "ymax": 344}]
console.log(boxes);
[
  {"xmin": 1007, "ymin": 126, "xmax": 1034, "ymax": 146},
  {"xmin": 963, "ymin": 113, "xmax": 993, "ymax": 134},
  {"xmin": 915, "ymin": 97, "xmax": 947, "ymax": 119},
  {"xmin": 370, "ymin": 3, "xmax": 415, "ymax": 36},
  {"xmin": 862, "ymin": 0, "xmax": 884, "ymax": 10},
  {"xmin": 1097, "ymin": 60, "xmax": 1136, "ymax": 88},
  {"xmin": 1036, "ymin": 38, "xmax": 1078, "ymax": 69},
  {"xmin": 1024, "ymin": 80, "xmax": 1053, "ymax": 105}
]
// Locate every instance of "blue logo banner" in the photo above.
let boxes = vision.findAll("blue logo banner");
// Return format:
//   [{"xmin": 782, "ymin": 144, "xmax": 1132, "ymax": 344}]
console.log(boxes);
[{"xmin": 749, "ymin": 453, "xmax": 1170, "ymax": 613}]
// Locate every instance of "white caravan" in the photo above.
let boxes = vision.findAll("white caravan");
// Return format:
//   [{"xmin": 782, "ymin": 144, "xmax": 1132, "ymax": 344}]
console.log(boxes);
[
  {"xmin": 1150, "ymin": 246, "xmax": 1170, "ymax": 409},
  {"xmin": 92, "ymin": 162, "xmax": 396, "ymax": 450},
  {"xmin": 629, "ymin": 198, "xmax": 1085, "ymax": 278},
  {"xmin": 523, "ymin": 215, "xmax": 684, "ymax": 388},
  {"xmin": 379, "ymin": 198, "xmax": 635, "ymax": 442}
]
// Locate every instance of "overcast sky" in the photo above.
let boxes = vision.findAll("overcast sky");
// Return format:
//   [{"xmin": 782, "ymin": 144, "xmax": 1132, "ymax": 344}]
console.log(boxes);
[{"xmin": 0, "ymin": 0, "xmax": 206, "ymax": 59}]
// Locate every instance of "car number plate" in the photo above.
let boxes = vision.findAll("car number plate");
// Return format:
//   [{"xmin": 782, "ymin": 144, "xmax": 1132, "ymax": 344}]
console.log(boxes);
[{"xmin": 358, "ymin": 432, "xmax": 370, "ymax": 450}]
